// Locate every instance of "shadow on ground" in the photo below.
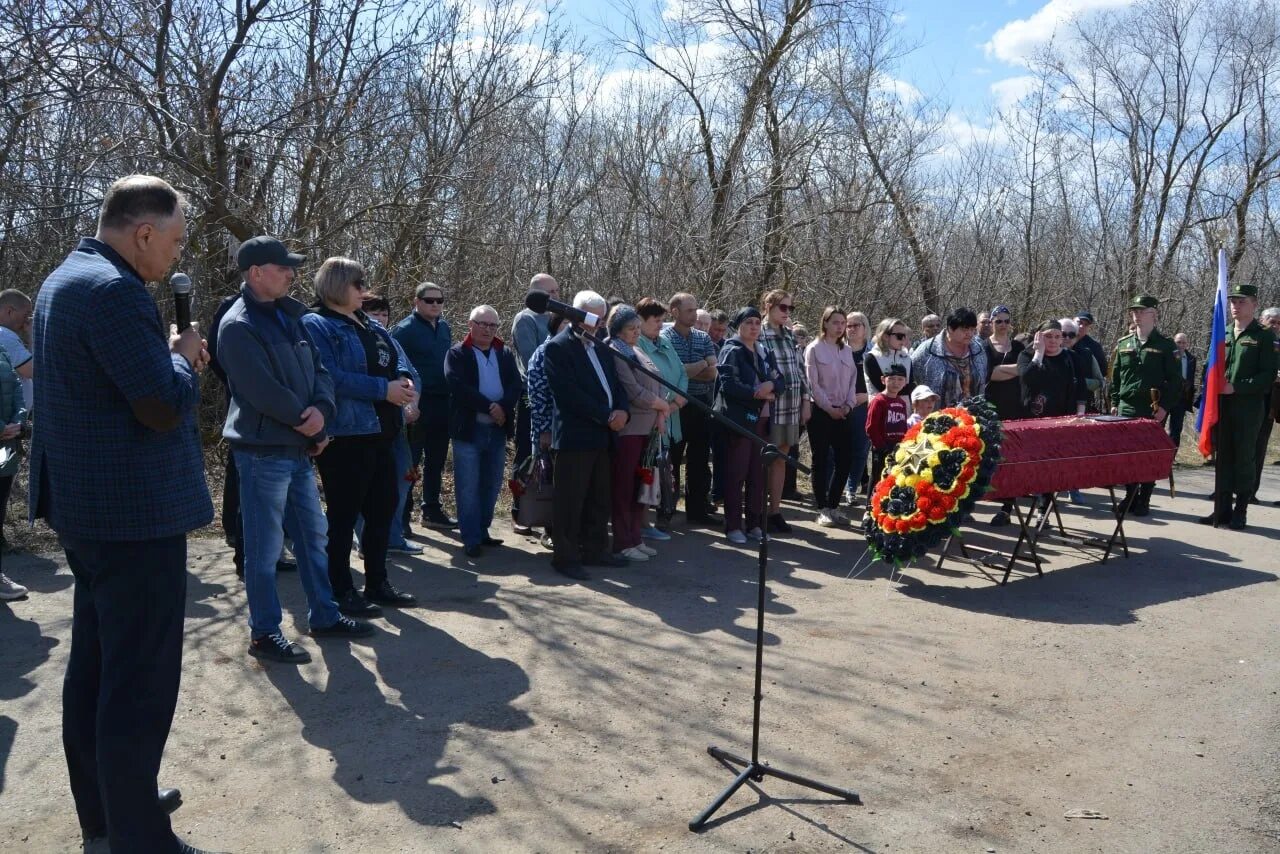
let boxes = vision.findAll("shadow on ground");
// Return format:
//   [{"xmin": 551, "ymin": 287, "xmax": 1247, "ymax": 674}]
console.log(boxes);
[{"xmin": 896, "ymin": 535, "xmax": 1275, "ymax": 625}]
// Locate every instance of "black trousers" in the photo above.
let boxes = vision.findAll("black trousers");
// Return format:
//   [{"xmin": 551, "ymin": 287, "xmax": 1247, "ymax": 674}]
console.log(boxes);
[
  {"xmin": 869, "ymin": 446, "xmax": 896, "ymax": 493},
  {"xmin": 316, "ymin": 435, "xmax": 398, "ymax": 595},
  {"xmin": 670, "ymin": 402, "xmax": 713, "ymax": 517},
  {"xmin": 408, "ymin": 399, "xmax": 450, "ymax": 518},
  {"xmin": 61, "ymin": 533, "xmax": 187, "ymax": 852},
  {"xmin": 222, "ymin": 446, "xmax": 240, "ymax": 547},
  {"xmin": 807, "ymin": 409, "xmax": 853, "ymax": 509},
  {"xmin": 552, "ymin": 447, "xmax": 611, "ymax": 564}
]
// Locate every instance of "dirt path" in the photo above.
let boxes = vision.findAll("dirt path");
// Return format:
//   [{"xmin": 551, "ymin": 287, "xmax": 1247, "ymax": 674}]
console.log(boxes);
[{"xmin": 2, "ymin": 463, "xmax": 1279, "ymax": 853}]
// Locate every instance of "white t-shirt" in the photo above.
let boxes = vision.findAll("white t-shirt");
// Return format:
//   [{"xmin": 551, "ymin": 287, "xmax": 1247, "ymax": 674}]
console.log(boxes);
[{"xmin": 0, "ymin": 326, "xmax": 32, "ymax": 411}]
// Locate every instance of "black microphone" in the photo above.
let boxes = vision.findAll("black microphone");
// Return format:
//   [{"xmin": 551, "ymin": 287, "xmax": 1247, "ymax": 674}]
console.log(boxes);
[
  {"xmin": 524, "ymin": 290, "xmax": 601, "ymax": 326},
  {"xmin": 171, "ymin": 272, "xmax": 193, "ymax": 330}
]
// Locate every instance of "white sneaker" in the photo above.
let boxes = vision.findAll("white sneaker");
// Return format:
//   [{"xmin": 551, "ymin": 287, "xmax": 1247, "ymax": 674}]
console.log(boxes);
[
  {"xmin": 0, "ymin": 572, "xmax": 27, "ymax": 600},
  {"xmin": 726, "ymin": 530, "xmax": 748, "ymax": 545},
  {"xmin": 816, "ymin": 511, "xmax": 837, "ymax": 528},
  {"xmin": 746, "ymin": 527, "xmax": 764, "ymax": 542},
  {"xmin": 636, "ymin": 544, "xmax": 657, "ymax": 556},
  {"xmin": 620, "ymin": 547, "xmax": 650, "ymax": 561},
  {"xmin": 843, "ymin": 488, "xmax": 857, "ymax": 505}
]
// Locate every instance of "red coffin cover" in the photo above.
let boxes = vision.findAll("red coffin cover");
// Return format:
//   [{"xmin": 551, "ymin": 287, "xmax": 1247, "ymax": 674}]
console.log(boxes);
[{"xmin": 985, "ymin": 415, "xmax": 1177, "ymax": 501}]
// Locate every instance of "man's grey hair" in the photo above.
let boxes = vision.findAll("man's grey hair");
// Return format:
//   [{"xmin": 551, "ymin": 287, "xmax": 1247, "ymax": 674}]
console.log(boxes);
[
  {"xmin": 922, "ymin": 314, "xmax": 942, "ymax": 324},
  {"xmin": 1262, "ymin": 306, "xmax": 1280, "ymax": 322},
  {"xmin": 572, "ymin": 289, "xmax": 607, "ymax": 315},
  {"xmin": 530, "ymin": 272, "xmax": 558, "ymax": 291},
  {"xmin": 469, "ymin": 304, "xmax": 499, "ymax": 322},
  {"xmin": 1058, "ymin": 318, "xmax": 1078, "ymax": 334}
]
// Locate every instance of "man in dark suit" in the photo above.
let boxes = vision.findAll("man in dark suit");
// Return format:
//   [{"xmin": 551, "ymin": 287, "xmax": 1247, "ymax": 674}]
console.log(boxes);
[
  {"xmin": 543, "ymin": 290, "xmax": 629, "ymax": 580},
  {"xmin": 1169, "ymin": 332, "xmax": 1197, "ymax": 447}
]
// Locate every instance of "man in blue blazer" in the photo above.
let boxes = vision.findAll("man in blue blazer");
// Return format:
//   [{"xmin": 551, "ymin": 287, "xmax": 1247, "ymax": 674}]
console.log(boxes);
[{"xmin": 543, "ymin": 290, "xmax": 629, "ymax": 579}]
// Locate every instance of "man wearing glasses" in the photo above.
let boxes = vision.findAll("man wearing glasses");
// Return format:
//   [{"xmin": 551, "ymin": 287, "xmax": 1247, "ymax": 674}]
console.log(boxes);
[
  {"xmin": 392, "ymin": 282, "xmax": 457, "ymax": 531},
  {"xmin": 444, "ymin": 306, "xmax": 522, "ymax": 557}
]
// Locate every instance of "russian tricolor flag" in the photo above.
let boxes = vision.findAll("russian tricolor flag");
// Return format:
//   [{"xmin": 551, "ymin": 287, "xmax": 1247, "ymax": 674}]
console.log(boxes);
[{"xmin": 1196, "ymin": 247, "xmax": 1229, "ymax": 456}]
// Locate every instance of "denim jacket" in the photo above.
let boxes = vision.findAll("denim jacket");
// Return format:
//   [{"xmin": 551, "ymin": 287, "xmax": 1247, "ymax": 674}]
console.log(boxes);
[
  {"xmin": 0, "ymin": 349, "xmax": 28, "ymax": 477},
  {"xmin": 300, "ymin": 309, "xmax": 412, "ymax": 437}
]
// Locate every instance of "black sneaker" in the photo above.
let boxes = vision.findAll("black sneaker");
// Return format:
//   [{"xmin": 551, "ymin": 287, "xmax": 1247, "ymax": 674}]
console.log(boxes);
[
  {"xmin": 767, "ymin": 513, "xmax": 792, "ymax": 534},
  {"xmin": 989, "ymin": 511, "xmax": 1011, "ymax": 527},
  {"xmin": 176, "ymin": 841, "xmax": 230, "ymax": 854},
  {"xmin": 248, "ymin": 632, "xmax": 311, "ymax": 664},
  {"xmin": 337, "ymin": 589, "xmax": 383, "ymax": 617},
  {"xmin": 365, "ymin": 581, "xmax": 417, "ymax": 607},
  {"xmin": 423, "ymin": 512, "xmax": 458, "ymax": 530},
  {"xmin": 310, "ymin": 614, "xmax": 376, "ymax": 638},
  {"xmin": 481, "ymin": 536, "xmax": 503, "ymax": 547},
  {"xmin": 276, "ymin": 557, "xmax": 298, "ymax": 572}
]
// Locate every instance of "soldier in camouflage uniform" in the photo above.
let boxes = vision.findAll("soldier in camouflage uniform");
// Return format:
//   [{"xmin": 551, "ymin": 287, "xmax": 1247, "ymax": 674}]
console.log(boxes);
[
  {"xmin": 1198, "ymin": 284, "xmax": 1279, "ymax": 529},
  {"xmin": 1109, "ymin": 295, "xmax": 1181, "ymax": 516}
]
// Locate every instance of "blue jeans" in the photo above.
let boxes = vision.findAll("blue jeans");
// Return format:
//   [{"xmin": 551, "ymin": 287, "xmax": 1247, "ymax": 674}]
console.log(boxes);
[
  {"xmin": 452, "ymin": 424, "xmax": 508, "ymax": 548},
  {"xmin": 846, "ymin": 402, "xmax": 870, "ymax": 494},
  {"xmin": 234, "ymin": 448, "xmax": 341, "ymax": 637},
  {"xmin": 357, "ymin": 432, "xmax": 413, "ymax": 548}
]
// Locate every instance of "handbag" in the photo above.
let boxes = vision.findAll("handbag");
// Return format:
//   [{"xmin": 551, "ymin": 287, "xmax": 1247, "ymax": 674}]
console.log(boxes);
[
  {"xmin": 512, "ymin": 451, "xmax": 555, "ymax": 528},
  {"xmin": 656, "ymin": 440, "xmax": 677, "ymax": 518},
  {"xmin": 636, "ymin": 429, "xmax": 663, "ymax": 506}
]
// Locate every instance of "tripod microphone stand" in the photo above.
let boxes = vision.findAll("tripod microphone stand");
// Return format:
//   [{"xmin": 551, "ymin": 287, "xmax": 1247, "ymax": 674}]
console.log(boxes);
[
  {"xmin": 524, "ymin": 292, "xmax": 862, "ymax": 831},
  {"xmin": 688, "ymin": 439, "xmax": 862, "ymax": 830}
]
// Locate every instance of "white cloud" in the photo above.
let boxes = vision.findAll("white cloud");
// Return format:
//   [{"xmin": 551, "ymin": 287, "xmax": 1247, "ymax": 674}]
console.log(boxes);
[
  {"xmin": 984, "ymin": 0, "xmax": 1136, "ymax": 66},
  {"xmin": 990, "ymin": 74, "xmax": 1038, "ymax": 111},
  {"xmin": 875, "ymin": 72, "xmax": 922, "ymax": 105}
]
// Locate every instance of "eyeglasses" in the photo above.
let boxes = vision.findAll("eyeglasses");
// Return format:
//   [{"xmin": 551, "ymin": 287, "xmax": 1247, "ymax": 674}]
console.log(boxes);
[
  {"xmin": 419, "ymin": 297, "xmax": 444, "ymax": 305},
  {"xmin": 1064, "ymin": 332, "xmax": 1078, "ymax": 339},
  {"xmin": 993, "ymin": 319, "xmax": 1011, "ymax": 325},
  {"xmin": 890, "ymin": 332, "xmax": 908, "ymax": 340},
  {"xmin": 351, "ymin": 279, "xmax": 367, "ymax": 290},
  {"xmin": 471, "ymin": 320, "xmax": 499, "ymax": 330},
  {"xmin": 847, "ymin": 322, "xmax": 864, "ymax": 328},
  {"xmin": 777, "ymin": 304, "xmax": 793, "ymax": 313}
]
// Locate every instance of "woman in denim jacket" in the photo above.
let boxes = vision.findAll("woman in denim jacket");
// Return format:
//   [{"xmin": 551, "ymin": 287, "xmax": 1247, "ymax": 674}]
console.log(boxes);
[
  {"xmin": 301, "ymin": 258, "xmax": 418, "ymax": 616},
  {"xmin": 0, "ymin": 348, "xmax": 29, "ymax": 600}
]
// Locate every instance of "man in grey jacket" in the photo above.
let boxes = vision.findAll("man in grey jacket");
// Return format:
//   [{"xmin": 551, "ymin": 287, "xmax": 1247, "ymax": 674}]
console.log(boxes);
[{"xmin": 218, "ymin": 236, "xmax": 374, "ymax": 664}]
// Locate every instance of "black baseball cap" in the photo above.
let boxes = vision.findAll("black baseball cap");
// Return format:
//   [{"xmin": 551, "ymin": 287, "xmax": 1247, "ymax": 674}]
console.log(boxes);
[
  {"xmin": 1076, "ymin": 311, "xmax": 1095, "ymax": 323},
  {"xmin": 237, "ymin": 236, "xmax": 306, "ymax": 271},
  {"xmin": 885, "ymin": 363, "xmax": 908, "ymax": 378}
]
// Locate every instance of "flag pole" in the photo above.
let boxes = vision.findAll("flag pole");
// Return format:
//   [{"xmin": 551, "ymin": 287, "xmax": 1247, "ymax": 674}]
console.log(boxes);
[{"xmin": 1213, "ymin": 241, "xmax": 1226, "ymax": 525}]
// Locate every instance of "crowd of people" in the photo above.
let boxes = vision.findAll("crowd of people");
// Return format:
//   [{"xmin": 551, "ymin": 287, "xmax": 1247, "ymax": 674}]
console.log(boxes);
[{"xmin": 3, "ymin": 174, "xmax": 1280, "ymax": 852}]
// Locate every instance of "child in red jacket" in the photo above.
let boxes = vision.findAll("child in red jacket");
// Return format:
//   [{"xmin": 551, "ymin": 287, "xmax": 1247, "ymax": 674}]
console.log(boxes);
[{"xmin": 866, "ymin": 364, "xmax": 910, "ymax": 490}]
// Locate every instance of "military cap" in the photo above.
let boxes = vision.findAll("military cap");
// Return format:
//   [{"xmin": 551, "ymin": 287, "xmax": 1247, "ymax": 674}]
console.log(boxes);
[
  {"xmin": 1127, "ymin": 294, "xmax": 1159, "ymax": 310},
  {"xmin": 1228, "ymin": 283, "xmax": 1259, "ymax": 299}
]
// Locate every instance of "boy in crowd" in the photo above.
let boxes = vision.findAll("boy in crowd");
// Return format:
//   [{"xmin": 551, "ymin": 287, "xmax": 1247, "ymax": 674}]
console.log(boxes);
[
  {"xmin": 908, "ymin": 385, "xmax": 939, "ymax": 427},
  {"xmin": 866, "ymin": 364, "xmax": 910, "ymax": 489}
]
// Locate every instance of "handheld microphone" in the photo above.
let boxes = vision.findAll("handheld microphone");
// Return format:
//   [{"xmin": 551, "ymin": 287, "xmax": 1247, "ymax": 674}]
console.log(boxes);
[
  {"xmin": 170, "ymin": 272, "xmax": 193, "ymax": 330},
  {"xmin": 524, "ymin": 289, "xmax": 600, "ymax": 328}
]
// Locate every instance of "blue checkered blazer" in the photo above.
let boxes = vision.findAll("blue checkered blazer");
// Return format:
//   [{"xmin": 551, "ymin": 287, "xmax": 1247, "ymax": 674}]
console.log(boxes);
[{"xmin": 28, "ymin": 238, "xmax": 213, "ymax": 541}]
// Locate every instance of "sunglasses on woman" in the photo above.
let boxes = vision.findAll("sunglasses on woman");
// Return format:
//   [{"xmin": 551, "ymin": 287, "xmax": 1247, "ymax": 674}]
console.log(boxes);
[{"xmin": 890, "ymin": 332, "xmax": 907, "ymax": 340}]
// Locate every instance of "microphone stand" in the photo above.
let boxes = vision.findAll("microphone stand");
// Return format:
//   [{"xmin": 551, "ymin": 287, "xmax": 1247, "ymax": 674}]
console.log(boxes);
[{"xmin": 560, "ymin": 319, "xmax": 862, "ymax": 831}]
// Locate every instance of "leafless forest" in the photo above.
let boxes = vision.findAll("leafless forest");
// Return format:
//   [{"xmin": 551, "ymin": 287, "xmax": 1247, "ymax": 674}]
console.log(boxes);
[{"xmin": 3, "ymin": 0, "xmax": 1279, "ymax": 355}]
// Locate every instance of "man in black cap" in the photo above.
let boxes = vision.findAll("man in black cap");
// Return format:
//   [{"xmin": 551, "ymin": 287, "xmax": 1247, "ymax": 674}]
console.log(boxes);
[
  {"xmin": 217, "ymin": 236, "xmax": 375, "ymax": 662},
  {"xmin": 1199, "ymin": 284, "xmax": 1278, "ymax": 528},
  {"xmin": 1075, "ymin": 311, "xmax": 1106, "ymax": 410},
  {"xmin": 1109, "ymin": 295, "xmax": 1180, "ymax": 516}
]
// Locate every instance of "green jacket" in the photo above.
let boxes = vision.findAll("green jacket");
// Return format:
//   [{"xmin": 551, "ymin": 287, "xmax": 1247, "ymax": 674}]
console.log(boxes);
[
  {"xmin": 638, "ymin": 333, "xmax": 689, "ymax": 445},
  {"xmin": 1225, "ymin": 319, "xmax": 1278, "ymax": 396},
  {"xmin": 0, "ymin": 349, "xmax": 28, "ymax": 477},
  {"xmin": 1109, "ymin": 328, "xmax": 1181, "ymax": 417}
]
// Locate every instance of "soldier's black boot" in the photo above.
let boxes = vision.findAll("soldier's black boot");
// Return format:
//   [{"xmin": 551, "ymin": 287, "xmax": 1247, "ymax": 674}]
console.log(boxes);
[
  {"xmin": 1229, "ymin": 494, "xmax": 1249, "ymax": 530},
  {"xmin": 1133, "ymin": 482, "xmax": 1155, "ymax": 516},
  {"xmin": 1122, "ymin": 483, "xmax": 1139, "ymax": 516},
  {"xmin": 1197, "ymin": 493, "xmax": 1231, "ymax": 526}
]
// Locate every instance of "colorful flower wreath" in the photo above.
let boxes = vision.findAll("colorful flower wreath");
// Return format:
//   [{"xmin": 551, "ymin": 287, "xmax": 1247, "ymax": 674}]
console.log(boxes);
[{"xmin": 863, "ymin": 396, "xmax": 1003, "ymax": 565}]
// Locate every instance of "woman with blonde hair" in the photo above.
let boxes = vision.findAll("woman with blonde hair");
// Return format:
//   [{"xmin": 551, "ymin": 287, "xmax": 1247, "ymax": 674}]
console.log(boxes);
[
  {"xmin": 302, "ymin": 257, "xmax": 419, "ymax": 615},
  {"xmin": 865, "ymin": 317, "xmax": 913, "ymax": 393}
]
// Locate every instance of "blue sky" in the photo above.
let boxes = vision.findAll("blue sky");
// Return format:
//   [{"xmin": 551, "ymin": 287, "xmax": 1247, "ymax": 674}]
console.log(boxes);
[{"xmin": 555, "ymin": 0, "xmax": 1135, "ymax": 132}]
